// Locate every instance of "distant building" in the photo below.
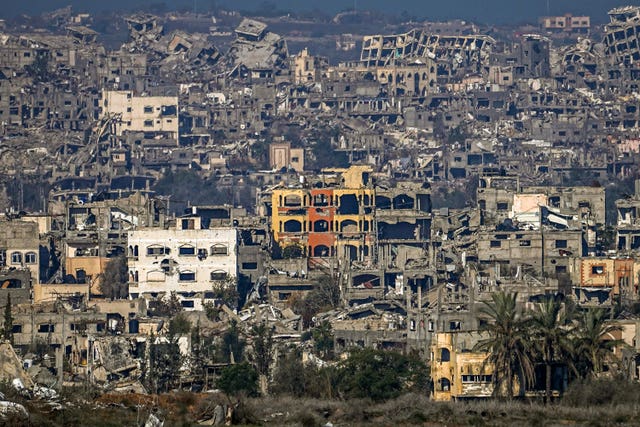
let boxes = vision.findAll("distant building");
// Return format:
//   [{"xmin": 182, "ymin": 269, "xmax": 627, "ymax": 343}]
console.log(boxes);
[
  {"xmin": 100, "ymin": 90, "xmax": 179, "ymax": 143},
  {"xmin": 336, "ymin": 34, "xmax": 356, "ymax": 51},
  {"xmin": 127, "ymin": 215, "xmax": 238, "ymax": 310},
  {"xmin": 269, "ymin": 141, "xmax": 304, "ymax": 172},
  {"xmin": 431, "ymin": 332, "xmax": 494, "ymax": 401},
  {"xmin": 541, "ymin": 14, "xmax": 590, "ymax": 32}
]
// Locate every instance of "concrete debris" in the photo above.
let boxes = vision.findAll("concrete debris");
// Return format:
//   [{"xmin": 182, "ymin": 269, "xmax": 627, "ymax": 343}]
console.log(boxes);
[
  {"xmin": 3, "ymin": 1, "xmax": 640, "ymax": 399},
  {"xmin": 144, "ymin": 413, "xmax": 164, "ymax": 427},
  {"xmin": 0, "ymin": 401, "xmax": 28, "ymax": 419}
]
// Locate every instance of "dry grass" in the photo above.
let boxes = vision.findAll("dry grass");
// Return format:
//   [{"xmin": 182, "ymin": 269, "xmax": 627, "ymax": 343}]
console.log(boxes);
[
  {"xmin": 2, "ymin": 382, "xmax": 640, "ymax": 426},
  {"xmin": 243, "ymin": 394, "xmax": 640, "ymax": 426}
]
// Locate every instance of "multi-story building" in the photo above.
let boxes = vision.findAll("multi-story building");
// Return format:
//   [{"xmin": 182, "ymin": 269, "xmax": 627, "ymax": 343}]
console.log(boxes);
[
  {"xmin": 127, "ymin": 214, "xmax": 238, "ymax": 310},
  {"xmin": 100, "ymin": 90, "xmax": 179, "ymax": 143},
  {"xmin": 0, "ymin": 219, "xmax": 39, "ymax": 305},
  {"xmin": 431, "ymin": 332, "xmax": 494, "ymax": 401},
  {"xmin": 264, "ymin": 165, "xmax": 432, "ymax": 303},
  {"xmin": 61, "ymin": 193, "xmax": 164, "ymax": 291},
  {"xmin": 270, "ymin": 165, "xmax": 376, "ymax": 263},
  {"xmin": 541, "ymin": 14, "xmax": 590, "ymax": 32}
]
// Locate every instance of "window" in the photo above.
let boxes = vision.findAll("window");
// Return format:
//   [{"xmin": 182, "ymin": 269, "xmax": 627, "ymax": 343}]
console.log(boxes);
[
  {"xmin": 181, "ymin": 300, "xmax": 195, "ymax": 308},
  {"xmin": 497, "ymin": 202, "xmax": 508, "ymax": 211},
  {"xmin": 25, "ymin": 252, "xmax": 37, "ymax": 264},
  {"xmin": 179, "ymin": 245, "xmax": 195, "ymax": 256},
  {"xmin": 11, "ymin": 325, "xmax": 22, "ymax": 333},
  {"xmin": 147, "ymin": 246, "xmax": 169, "ymax": 256},
  {"xmin": 440, "ymin": 348, "xmax": 450, "ymax": 362},
  {"xmin": 555, "ymin": 240, "xmax": 568, "ymax": 248},
  {"xmin": 462, "ymin": 375, "xmax": 492, "ymax": 383},
  {"xmin": 438, "ymin": 378, "xmax": 451, "ymax": 391},
  {"xmin": 242, "ymin": 262, "xmax": 257, "ymax": 270},
  {"xmin": 210, "ymin": 244, "xmax": 228, "ymax": 256},
  {"xmin": 10, "ymin": 252, "xmax": 22, "ymax": 264},
  {"xmin": 143, "ymin": 106, "xmax": 153, "ymax": 113},
  {"xmin": 76, "ymin": 269, "xmax": 87, "ymax": 284},
  {"xmin": 591, "ymin": 265, "xmax": 605, "ymax": 275},
  {"xmin": 38, "ymin": 324, "xmax": 55, "ymax": 333},
  {"xmin": 143, "ymin": 119, "xmax": 153, "ymax": 127},
  {"xmin": 210, "ymin": 271, "xmax": 227, "ymax": 281},
  {"xmin": 519, "ymin": 240, "xmax": 531, "ymax": 247},
  {"xmin": 179, "ymin": 271, "xmax": 196, "ymax": 282},
  {"xmin": 490, "ymin": 241, "xmax": 501, "ymax": 248}
]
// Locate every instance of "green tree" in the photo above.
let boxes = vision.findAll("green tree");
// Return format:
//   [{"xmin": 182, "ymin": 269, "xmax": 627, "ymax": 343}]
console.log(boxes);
[
  {"xmin": 291, "ymin": 275, "xmax": 341, "ymax": 328},
  {"xmin": 573, "ymin": 309, "xmax": 622, "ymax": 378},
  {"xmin": 530, "ymin": 298, "xmax": 573, "ymax": 403},
  {"xmin": 148, "ymin": 341, "xmax": 182, "ymax": 393},
  {"xmin": 168, "ymin": 313, "xmax": 192, "ymax": 339},
  {"xmin": 217, "ymin": 362, "xmax": 259, "ymax": 397},
  {"xmin": 211, "ymin": 276, "xmax": 239, "ymax": 310},
  {"xmin": 475, "ymin": 291, "xmax": 535, "ymax": 399},
  {"xmin": 271, "ymin": 348, "xmax": 308, "ymax": 397},
  {"xmin": 190, "ymin": 320, "xmax": 204, "ymax": 377},
  {"xmin": 281, "ymin": 244, "xmax": 303, "ymax": 259},
  {"xmin": 152, "ymin": 291, "xmax": 183, "ymax": 317},
  {"xmin": 99, "ymin": 256, "xmax": 128, "ymax": 300},
  {"xmin": 312, "ymin": 320, "xmax": 334, "ymax": 359},
  {"xmin": 250, "ymin": 323, "xmax": 274, "ymax": 377},
  {"xmin": 2, "ymin": 294, "xmax": 13, "ymax": 345},
  {"xmin": 335, "ymin": 348, "xmax": 425, "ymax": 401},
  {"xmin": 217, "ymin": 320, "xmax": 245, "ymax": 363}
]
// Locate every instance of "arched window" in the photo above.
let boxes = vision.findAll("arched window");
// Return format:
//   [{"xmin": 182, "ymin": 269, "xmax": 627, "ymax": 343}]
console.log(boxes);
[
  {"xmin": 179, "ymin": 271, "xmax": 196, "ymax": 282},
  {"xmin": 147, "ymin": 270, "xmax": 165, "ymax": 282},
  {"xmin": 313, "ymin": 219, "xmax": 329, "ymax": 232},
  {"xmin": 284, "ymin": 220, "xmax": 302, "ymax": 232},
  {"xmin": 147, "ymin": 245, "xmax": 169, "ymax": 256},
  {"xmin": 210, "ymin": 244, "xmax": 228, "ymax": 256},
  {"xmin": 179, "ymin": 245, "xmax": 196, "ymax": 256},
  {"xmin": 210, "ymin": 270, "xmax": 228, "ymax": 281},
  {"xmin": 25, "ymin": 252, "xmax": 37, "ymax": 264},
  {"xmin": 313, "ymin": 245, "xmax": 330, "ymax": 257},
  {"xmin": 438, "ymin": 378, "xmax": 451, "ymax": 392},
  {"xmin": 10, "ymin": 252, "xmax": 22, "ymax": 264}
]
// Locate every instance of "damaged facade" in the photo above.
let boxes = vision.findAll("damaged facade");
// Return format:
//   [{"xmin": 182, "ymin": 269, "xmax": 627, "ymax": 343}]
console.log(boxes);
[{"xmin": 3, "ymin": 2, "xmax": 640, "ymax": 404}]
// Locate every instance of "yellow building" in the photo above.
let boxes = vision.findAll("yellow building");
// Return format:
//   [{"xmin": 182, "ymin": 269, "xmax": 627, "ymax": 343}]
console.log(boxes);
[
  {"xmin": 270, "ymin": 165, "xmax": 375, "ymax": 262},
  {"xmin": 33, "ymin": 283, "xmax": 90, "ymax": 303},
  {"xmin": 431, "ymin": 332, "xmax": 494, "ymax": 401}
]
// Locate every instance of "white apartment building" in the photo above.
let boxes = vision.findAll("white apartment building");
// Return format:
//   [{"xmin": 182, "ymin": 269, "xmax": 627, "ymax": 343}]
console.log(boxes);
[
  {"xmin": 101, "ymin": 90, "xmax": 179, "ymax": 142},
  {"xmin": 127, "ymin": 216, "xmax": 237, "ymax": 310}
]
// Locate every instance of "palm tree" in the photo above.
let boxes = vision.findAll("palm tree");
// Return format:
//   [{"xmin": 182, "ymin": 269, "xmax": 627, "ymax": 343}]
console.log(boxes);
[
  {"xmin": 530, "ymin": 298, "xmax": 573, "ymax": 403},
  {"xmin": 475, "ymin": 291, "xmax": 535, "ymax": 398},
  {"xmin": 573, "ymin": 309, "xmax": 622, "ymax": 378}
]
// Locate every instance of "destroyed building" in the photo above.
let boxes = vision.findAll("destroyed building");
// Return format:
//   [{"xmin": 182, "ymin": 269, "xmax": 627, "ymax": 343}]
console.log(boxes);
[
  {"xmin": 0, "ymin": 219, "xmax": 39, "ymax": 305},
  {"xmin": 260, "ymin": 165, "xmax": 432, "ymax": 305},
  {"xmin": 604, "ymin": 6, "xmax": 640, "ymax": 64}
]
